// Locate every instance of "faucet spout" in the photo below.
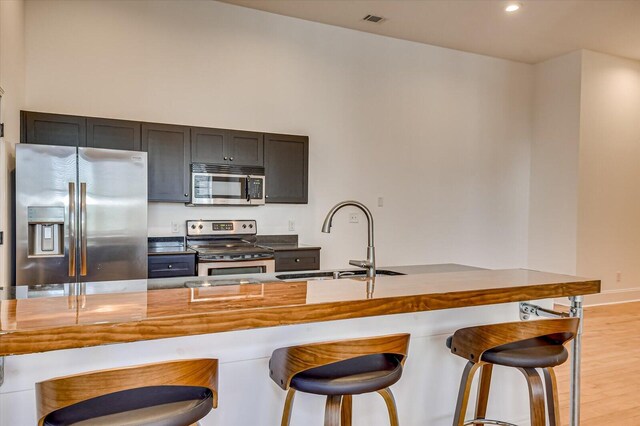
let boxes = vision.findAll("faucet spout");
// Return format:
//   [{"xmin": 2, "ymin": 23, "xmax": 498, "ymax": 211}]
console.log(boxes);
[{"xmin": 321, "ymin": 200, "xmax": 376, "ymax": 278}]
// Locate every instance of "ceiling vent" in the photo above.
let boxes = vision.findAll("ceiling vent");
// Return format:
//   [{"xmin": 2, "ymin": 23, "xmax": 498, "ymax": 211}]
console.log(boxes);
[{"xmin": 362, "ymin": 14, "xmax": 385, "ymax": 23}]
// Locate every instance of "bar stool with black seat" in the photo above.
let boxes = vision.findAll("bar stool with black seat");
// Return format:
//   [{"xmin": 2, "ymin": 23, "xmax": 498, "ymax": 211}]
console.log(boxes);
[
  {"xmin": 36, "ymin": 358, "xmax": 218, "ymax": 426},
  {"xmin": 269, "ymin": 333, "xmax": 410, "ymax": 426},
  {"xmin": 447, "ymin": 318, "xmax": 579, "ymax": 426}
]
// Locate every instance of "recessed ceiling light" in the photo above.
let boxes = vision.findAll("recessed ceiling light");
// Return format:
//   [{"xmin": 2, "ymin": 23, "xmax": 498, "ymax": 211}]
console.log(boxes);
[{"xmin": 505, "ymin": 3, "xmax": 521, "ymax": 12}]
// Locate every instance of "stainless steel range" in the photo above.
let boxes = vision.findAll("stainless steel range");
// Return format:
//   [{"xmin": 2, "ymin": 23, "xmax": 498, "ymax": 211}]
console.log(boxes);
[{"xmin": 186, "ymin": 220, "xmax": 275, "ymax": 276}]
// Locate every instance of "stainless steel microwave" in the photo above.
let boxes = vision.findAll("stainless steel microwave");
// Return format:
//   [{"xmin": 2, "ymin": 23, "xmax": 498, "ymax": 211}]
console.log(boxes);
[{"xmin": 189, "ymin": 164, "xmax": 265, "ymax": 206}]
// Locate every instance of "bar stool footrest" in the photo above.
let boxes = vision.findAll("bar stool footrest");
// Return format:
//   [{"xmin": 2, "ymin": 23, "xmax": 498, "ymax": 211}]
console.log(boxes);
[{"xmin": 463, "ymin": 419, "xmax": 518, "ymax": 426}]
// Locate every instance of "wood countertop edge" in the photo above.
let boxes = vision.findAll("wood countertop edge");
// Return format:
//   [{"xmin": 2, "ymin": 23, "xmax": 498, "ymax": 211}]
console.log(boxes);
[
  {"xmin": 270, "ymin": 246, "xmax": 322, "ymax": 251},
  {"xmin": 0, "ymin": 279, "xmax": 600, "ymax": 356}
]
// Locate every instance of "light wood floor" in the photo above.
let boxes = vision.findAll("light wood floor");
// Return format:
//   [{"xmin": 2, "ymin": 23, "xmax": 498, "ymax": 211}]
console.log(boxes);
[{"xmin": 554, "ymin": 301, "xmax": 640, "ymax": 425}]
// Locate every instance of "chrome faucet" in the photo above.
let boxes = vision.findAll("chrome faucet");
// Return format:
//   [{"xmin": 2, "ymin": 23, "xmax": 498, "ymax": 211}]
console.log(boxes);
[{"xmin": 322, "ymin": 200, "xmax": 376, "ymax": 278}]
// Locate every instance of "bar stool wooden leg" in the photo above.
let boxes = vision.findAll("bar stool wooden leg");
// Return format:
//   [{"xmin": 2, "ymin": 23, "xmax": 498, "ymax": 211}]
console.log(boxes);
[
  {"xmin": 324, "ymin": 395, "xmax": 343, "ymax": 426},
  {"xmin": 281, "ymin": 389, "xmax": 296, "ymax": 426},
  {"xmin": 341, "ymin": 394, "xmax": 353, "ymax": 426},
  {"xmin": 474, "ymin": 363, "xmax": 493, "ymax": 424},
  {"xmin": 453, "ymin": 361, "xmax": 482, "ymax": 426},
  {"xmin": 518, "ymin": 367, "xmax": 546, "ymax": 426},
  {"xmin": 377, "ymin": 387, "xmax": 400, "ymax": 426},
  {"xmin": 543, "ymin": 367, "xmax": 560, "ymax": 426}
]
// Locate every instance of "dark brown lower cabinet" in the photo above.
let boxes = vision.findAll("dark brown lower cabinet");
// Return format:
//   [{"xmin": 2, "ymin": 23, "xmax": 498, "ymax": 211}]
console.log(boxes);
[
  {"xmin": 264, "ymin": 134, "xmax": 308, "ymax": 204},
  {"xmin": 274, "ymin": 249, "xmax": 320, "ymax": 272},
  {"xmin": 148, "ymin": 254, "xmax": 196, "ymax": 278}
]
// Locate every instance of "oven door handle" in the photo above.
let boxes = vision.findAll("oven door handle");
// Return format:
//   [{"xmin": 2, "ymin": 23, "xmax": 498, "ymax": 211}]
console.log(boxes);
[
  {"xmin": 197, "ymin": 258, "xmax": 275, "ymax": 276},
  {"xmin": 246, "ymin": 176, "xmax": 251, "ymax": 203}
]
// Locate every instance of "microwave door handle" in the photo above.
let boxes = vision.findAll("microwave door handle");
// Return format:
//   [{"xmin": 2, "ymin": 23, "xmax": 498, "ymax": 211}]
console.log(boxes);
[{"xmin": 246, "ymin": 176, "xmax": 251, "ymax": 203}]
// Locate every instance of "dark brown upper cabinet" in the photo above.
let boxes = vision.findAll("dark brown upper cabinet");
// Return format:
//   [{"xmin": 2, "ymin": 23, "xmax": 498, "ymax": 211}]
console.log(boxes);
[
  {"xmin": 87, "ymin": 118, "xmax": 141, "ymax": 151},
  {"xmin": 191, "ymin": 128, "xmax": 264, "ymax": 167},
  {"xmin": 264, "ymin": 133, "xmax": 308, "ymax": 204},
  {"xmin": 21, "ymin": 111, "xmax": 86, "ymax": 147},
  {"xmin": 191, "ymin": 127, "xmax": 228, "ymax": 164},
  {"xmin": 142, "ymin": 123, "xmax": 191, "ymax": 203},
  {"xmin": 21, "ymin": 110, "xmax": 310, "ymax": 205},
  {"xmin": 227, "ymin": 130, "xmax": 264, "ymax": 166}
]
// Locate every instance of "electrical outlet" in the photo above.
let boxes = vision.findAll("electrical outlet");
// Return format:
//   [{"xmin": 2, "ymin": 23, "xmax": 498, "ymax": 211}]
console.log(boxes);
[
  {"xmin": 378, "ymin": 197, "xmax": 384, "ymax": 207},
  {"xmin": 349, "ymin": 213, "xmax": 359, "ymax": 223},
  {"xmin": 288, "ymin": 220, "xmax": 295, "ymax": 232},
  {"xmin": 171, "ymin": 221, "xmax": 179, "ymax": 233},
  {"xmin": 616, "ymin": 271, "xmax": 622, "ymax": 282}
]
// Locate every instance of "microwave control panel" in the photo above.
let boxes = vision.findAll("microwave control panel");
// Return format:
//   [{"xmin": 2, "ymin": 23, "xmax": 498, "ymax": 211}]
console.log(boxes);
[{"xmin": 248, "ymin": 178, "xmax": 264, "ymax": 199}]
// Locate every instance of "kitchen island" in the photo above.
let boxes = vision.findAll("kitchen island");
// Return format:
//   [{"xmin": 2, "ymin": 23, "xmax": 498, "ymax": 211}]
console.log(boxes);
[{"xmin": 0, "ymin": 265, "xmax": 599, "ymax": 425}]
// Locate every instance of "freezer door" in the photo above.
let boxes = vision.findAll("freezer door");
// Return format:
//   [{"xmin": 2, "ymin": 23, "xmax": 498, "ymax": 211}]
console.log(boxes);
[
  {"xmin": 78, "ymin": 148, "xmax": 147, "ymax": 282},
  {"xmin": 16, "ymin": 144, "xmax": 77, "ymax": 285}
]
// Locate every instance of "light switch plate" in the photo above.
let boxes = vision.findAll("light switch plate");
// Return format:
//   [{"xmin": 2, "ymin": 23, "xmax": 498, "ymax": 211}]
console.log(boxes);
[{"xmin": 171, "ymin": 221, "xmax": 179, "ymax": 233}]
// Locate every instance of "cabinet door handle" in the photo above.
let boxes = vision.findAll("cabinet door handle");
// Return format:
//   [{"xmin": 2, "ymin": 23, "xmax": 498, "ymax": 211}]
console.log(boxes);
[
  {"xmin": 168, "ymin": 264, "xmax": 173, "ymax": 269},
  {"xmin": 224, "ymin": 156, "xmax": 228, "ymax": 160},
  {"xmin": 295, "ymin": 258, "xmax": 300, "ymax": 262},
  {"xmin": 184, "ymin": 193, "xmax": 189, "ymax": 197},
  {"xmin": 229, "ymin": 157, "xmax": 234, "ymax": 161}
]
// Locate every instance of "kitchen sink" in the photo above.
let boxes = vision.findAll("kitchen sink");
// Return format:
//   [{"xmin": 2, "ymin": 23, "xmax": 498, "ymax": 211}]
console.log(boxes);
[{"xmin": 276, "ymin": 269, "xmax": 406, "ymax": 281}]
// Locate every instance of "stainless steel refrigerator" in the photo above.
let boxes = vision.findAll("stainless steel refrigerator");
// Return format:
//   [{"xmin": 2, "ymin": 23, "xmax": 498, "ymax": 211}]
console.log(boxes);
[{"xmin": 15, "ymin": 144, "xmax": 147, "ymax": 285}]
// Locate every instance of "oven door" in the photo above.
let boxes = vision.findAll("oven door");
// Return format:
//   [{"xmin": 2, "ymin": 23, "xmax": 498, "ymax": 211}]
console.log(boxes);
[
  {"xmin": 191, "ymin": 173, "xmax": 265, "ymax": 205},
  {"xmin": 197, "ymin": 259, "xmax": 275, "ymax": 277}
]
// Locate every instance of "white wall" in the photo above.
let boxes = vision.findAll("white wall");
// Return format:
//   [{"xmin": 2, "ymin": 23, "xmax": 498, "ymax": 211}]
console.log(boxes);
[
  {"xmin": 528, "ymin": 49, "xmax": 640, "ymax": 305},
  {"xmin": 0, "ymin": 0, "xmax": 25, "ymax": 293},
  {"xmin": 528, "ymin": 51, "xmax": 582, "ymax": 275},
  {"xmin": 577, "ymin": 50, "xmax": 640, "ymax": 304},
  {"xmin": 0, "ymin": 0, "xmax": 25, "ymax": 144},
  {"xmin": 23, "ymin": 0, "xmax": 533, "ymax": 270}
]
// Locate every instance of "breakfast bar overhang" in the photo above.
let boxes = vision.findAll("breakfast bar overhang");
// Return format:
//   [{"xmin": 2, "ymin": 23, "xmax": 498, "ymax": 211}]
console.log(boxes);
[{"xmin": 0, "ymin": 268, "xmax": 600, "ymax": 425}]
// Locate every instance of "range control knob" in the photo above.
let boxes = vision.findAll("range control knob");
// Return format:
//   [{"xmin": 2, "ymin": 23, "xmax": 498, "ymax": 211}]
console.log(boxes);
[
  {"xmin": 242, "ymin": 224, "xmax": 247, "ymax": 229},
  {"xmin": 249, "ymin": 224, "xmax": 254, "ymax": 229},
  {"xmin": 198, "ymin": 224, "xmax": 204, "ymax": 230},
  {"xmin": 191, "ymin": 224, "xmax": 196, "ymax": 229}
]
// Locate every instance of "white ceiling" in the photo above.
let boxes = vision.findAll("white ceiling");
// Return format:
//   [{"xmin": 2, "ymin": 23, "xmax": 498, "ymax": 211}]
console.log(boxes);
[{"xmin": 218, "ymin": 0, "xmax": 640, "ymax": 64}]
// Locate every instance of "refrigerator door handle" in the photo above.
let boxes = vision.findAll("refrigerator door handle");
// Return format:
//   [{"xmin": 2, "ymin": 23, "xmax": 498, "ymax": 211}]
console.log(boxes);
[
  {"xmin": 68, "ymin": 182, "xmax": 76, "ymax": 277},
  {"xmin": 80, "ymin": 182, "xmax": 88, "ymax": 276}
]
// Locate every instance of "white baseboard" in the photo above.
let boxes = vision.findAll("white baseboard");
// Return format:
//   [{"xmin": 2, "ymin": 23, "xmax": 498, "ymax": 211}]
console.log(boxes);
[{"xmin": 555, "ymin": 287, "xmax": 640, "ymax": 307}]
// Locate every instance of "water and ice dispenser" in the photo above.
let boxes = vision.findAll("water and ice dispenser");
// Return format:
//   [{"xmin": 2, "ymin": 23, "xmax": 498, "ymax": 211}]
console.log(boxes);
[{"xmin": 27, "ymin": 206, "xmax": 65, "ymax": 257}]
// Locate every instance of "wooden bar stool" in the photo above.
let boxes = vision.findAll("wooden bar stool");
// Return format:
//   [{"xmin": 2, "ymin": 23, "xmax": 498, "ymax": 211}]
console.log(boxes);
[
  {"xmin": 36, "ymin": 358, "xmax": 218, "ymax": 426},
  {"xmin": 269, "ymin": 333, "xmax": 410, "ymax": 426},
  {"xmin": 447, "ymin": 318, "xmax": 579, "ymax": 426}
]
